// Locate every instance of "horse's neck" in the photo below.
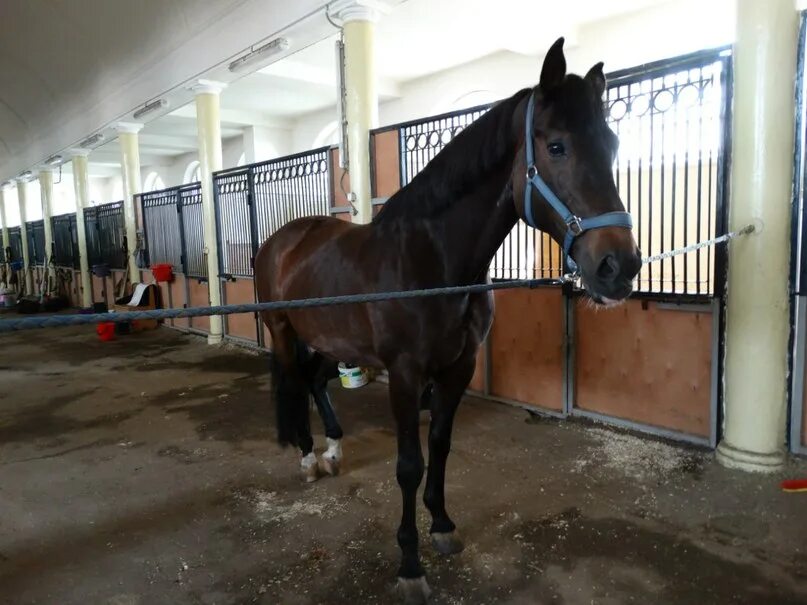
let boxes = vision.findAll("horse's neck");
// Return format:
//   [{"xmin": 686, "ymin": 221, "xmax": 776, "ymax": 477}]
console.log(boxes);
[
  {"xmin": 431, "ymin": 168, "xmax": 520, "ymax": 284},
  {"xmin": 429, "ymin": 96, "xmax": 526, "ymax": 283}
]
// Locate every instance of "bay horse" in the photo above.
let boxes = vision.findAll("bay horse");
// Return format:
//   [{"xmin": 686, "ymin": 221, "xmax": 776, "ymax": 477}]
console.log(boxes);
[{"xmin": 254, "ymin": 38, "xmax": 641, "ymax": 603}]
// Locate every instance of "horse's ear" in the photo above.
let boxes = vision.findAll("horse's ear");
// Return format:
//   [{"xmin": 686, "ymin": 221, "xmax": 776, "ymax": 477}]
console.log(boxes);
[
  {"xmin": 586, "ymin": 62, "xmax": 606, "ymax": 98},
  {"xmin": 540, "ymin": 37, "xmax": 566, "ymax": 91}
]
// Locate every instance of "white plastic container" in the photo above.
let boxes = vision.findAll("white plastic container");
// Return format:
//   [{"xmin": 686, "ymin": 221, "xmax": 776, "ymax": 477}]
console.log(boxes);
[{"xmin": 338, "ymin": 363, "xmax": 368, "ymax": 389}]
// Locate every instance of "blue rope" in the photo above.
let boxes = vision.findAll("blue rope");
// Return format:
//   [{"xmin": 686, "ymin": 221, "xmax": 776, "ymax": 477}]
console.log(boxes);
[{"xmin": 0, "ymin": 278, "xmax": 565, "ymax": 333}]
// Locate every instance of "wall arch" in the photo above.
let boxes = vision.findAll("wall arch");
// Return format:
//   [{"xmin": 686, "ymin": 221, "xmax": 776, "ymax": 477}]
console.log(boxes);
[{"xmin": 183, "ymin": 160, "xmax": 201, "ymax": 184}]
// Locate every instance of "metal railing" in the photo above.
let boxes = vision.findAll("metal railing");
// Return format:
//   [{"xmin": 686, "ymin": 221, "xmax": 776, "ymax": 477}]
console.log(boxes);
[
  {"xmin": 375, "ymin": 48, "xmax": 731, "ymax": 296},
  {"xmin": 606, "ymin": 47, "xmax": 731, "ymax": 298},
  {"xmin": 7, "ymin": 226, "xmax": 22, "ymax": 263},
  {"xmin": 84, "ymin": 201, "xmax": 126, "ymax": 269},
  {"xmin": 139, "ymin": 183, "xmax": 206, "ymax": 279},
  {"xmin": 179, "ymin": 185, "xmax": 206, "ymax": 279},
  {"xmin": 52, "ymin": 213, "xmax": 79, "ymax": 268},
  {"xmin": 213, "ymin": 147, "xmax": 333, "ymax": 278},
  {"xmin": 27, "ymin": 220, "xmax": 46, "ymax": 265}
]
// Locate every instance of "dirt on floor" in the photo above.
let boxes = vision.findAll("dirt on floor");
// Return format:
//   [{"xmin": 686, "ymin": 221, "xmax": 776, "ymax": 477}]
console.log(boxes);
[{"xmin": 0, "ymin": 325, "xmax": 806, "ymax": 605}]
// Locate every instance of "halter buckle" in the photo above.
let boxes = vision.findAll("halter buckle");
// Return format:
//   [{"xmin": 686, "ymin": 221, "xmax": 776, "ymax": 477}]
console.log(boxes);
[
  {"xmin": 566, "ymin": 216, "xmax": 583, "ymax": 236},
  {"xmin": 526, "ymin": 165, "xmax": 538, "ymax": 180}
]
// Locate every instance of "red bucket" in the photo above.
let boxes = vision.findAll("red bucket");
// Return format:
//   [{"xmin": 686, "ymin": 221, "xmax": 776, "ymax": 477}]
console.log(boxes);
[
  {"xmin": 151, "ymin": 263, "xmax": 174, "ymax": 283},
  {"xmin": 96, "ymin": 322, "xmax": 116, "ymax": 342}
]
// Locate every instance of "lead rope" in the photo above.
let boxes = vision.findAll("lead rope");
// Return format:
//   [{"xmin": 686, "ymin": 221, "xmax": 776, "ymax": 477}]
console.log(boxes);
[
  {"xmin": 641, "ymin": 224, "xmax": 756, "ymax": 265},
  {"xmin": 561, "ymin": 224, "xmax": 757, "ymax": 283}
]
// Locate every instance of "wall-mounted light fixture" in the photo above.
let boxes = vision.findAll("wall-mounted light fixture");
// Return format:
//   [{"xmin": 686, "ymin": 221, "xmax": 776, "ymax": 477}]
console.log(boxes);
[
  {"xmin": 79, "ymin": 133, "xmax": 105, "ymax": 148},
  {"xmin": 133, "ymin": 98, "xmax": 169, "ymax": 120},
  {"xmin": 228, "ymin": 37, "xmax": 290, "ymax": 73}
]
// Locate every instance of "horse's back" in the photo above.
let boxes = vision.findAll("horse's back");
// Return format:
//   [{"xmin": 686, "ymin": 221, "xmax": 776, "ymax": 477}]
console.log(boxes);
[{"xmin": 254, "ymin": 215, "xmax": 365, "ymax": 301}]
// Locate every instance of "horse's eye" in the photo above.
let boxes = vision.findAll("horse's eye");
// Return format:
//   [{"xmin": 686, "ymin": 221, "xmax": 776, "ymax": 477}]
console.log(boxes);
[{"xmin": 547, "ymin": 142, "xmax": 566, "ymax": 157}]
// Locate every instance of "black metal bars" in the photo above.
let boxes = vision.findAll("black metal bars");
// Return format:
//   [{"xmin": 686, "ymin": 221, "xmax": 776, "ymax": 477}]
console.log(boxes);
[
  {"xmin": 52, "ymin": 213, "xmax": 79, "ymax": 268},
  {"xmin": 138, "ymin": 183, "xmax": 206, "ymax": 279},
  {"xmin": 26, "ymin": 220, "xmax": 46, "ymax": 265},
  {"xmin": 7, "ymin": 226, "xmax": 22, "ymax": 262},
  {"xmin": 377, "ymin": 48, "xmax": 732, "ymax": 296},
  {"xmin": 84, "ymin": 201, "xmax": 126, "ymax": 269},
  {"xmin": 606, "ymin": 47, "xmax": 732, "ymax": 297},
  {"xmin": 179, "ymin": 185, "xmax": 206, "ymax": 279},
  {"xmin": 213, "ymin": 147, "xmax": 333, "ymax": 278}
]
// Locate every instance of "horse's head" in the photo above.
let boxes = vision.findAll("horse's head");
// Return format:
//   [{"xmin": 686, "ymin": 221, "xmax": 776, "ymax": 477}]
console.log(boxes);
[{"xmin": 513, "ymin": 37, "xmax": 641, "ymax": 305}]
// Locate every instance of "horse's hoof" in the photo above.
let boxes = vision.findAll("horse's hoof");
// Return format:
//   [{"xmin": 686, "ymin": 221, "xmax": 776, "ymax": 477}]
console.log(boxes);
[
  {"xmin": 301, "ymin": 453, "xmax": 320, "ymax": 483},
  {"xmin": 319, "ymin": 454, "xmax": 340, "ymax": 477},
  {"xmin": 431, "ymin": 531, "xmax": 464, "ymax": 555},
  {"xmin": 396, "ymin": 576, "xmax": 431, "ymax": 604}
]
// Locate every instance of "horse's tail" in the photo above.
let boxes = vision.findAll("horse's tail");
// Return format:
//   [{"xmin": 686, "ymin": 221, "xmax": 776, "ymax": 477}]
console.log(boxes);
[{"xmin": 270, "ymin": 335, "xmax": 312, "ymax": 447}]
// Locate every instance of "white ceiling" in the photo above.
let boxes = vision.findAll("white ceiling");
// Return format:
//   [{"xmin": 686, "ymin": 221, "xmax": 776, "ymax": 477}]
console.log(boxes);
[{"xmin": 1, "ymin": 0, "xmax": 692, "ymax": 183}]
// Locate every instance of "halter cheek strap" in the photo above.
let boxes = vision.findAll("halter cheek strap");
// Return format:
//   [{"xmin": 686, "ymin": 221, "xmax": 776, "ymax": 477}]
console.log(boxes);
[{"xmin": 523, "ymin": 94, "xmax": 633, "ymax": 270}]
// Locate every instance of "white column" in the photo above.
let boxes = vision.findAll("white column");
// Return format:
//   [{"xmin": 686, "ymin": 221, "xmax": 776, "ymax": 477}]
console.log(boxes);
[
  {"xmin": 0, "ymin": 186, "xmax": 9, "ymax": 265},
  {"xmin": 39, "ymin": 169, "xmax": 55, "ymax": 266},
  {"xmin": 16, "ymin": 179, "xmax": 32, "ymax": 295},
  {"xmin": 192, "ymin": 80, "xmax": 226, "ymax": 344},
  {"xmin": 115, "ymin": 122, "xmax": 144, "ymax": 283},
  {"xmin": 331, "ymin": 0, "xmax": 391, "ymax": 224},
  {"xmin": 71, "ymin": 150, "xmax": 93, "ymax": 308},
  {"xmin": 716, "ymin": 0, "xmax": 799, "ymax": 472}
]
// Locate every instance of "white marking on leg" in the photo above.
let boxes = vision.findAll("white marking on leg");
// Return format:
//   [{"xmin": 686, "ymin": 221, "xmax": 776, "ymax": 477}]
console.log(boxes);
[
  {"xmin": 396, "ymin": 576, "xmax": 431, "ymax": 604},
  {"xmin": 300, "ymin": 451, "xmax": 319, "ymax": 482},
  {"xmin": 324, "ymin": 437, "xmax": 342, "ymax": 462},
  {"xmin": 320, "ymin": 438, "xmax": 342, "ymax": 477},
  {"xmin": 301, "ymin": 452, "xmax": 317, "ymax": 469}
]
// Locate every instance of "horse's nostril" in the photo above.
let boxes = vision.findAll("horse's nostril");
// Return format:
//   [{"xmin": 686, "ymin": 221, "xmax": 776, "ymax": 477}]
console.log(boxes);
[{"xmin": 597, "ymin": 254, "xmax": 619, "ymax": 281}]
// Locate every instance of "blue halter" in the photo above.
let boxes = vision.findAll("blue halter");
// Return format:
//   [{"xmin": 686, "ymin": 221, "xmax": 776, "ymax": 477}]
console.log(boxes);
[{"xmin": 522, "ymin": 94, "xmax": 633, "ymax": 271}]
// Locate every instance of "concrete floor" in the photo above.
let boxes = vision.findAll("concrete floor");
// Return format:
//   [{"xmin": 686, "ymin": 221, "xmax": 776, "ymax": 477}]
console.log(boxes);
[{"xmin": 1, "ymin": 325, "xmax": 806, "ymax": 605}]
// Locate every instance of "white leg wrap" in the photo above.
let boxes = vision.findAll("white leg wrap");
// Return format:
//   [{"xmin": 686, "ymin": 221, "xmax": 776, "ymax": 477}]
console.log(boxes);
[
  {"xmin": 323, "ymin": 438, "xmax": 342, "ymax": 462},
  {"xmin": 300, "ymin": 452, "xmax": 319, "ymax": 482},
  {"xmin": 301, "ymin": 452, "xmax": 317, "ymax": 468},
  {"xmin": 320, "ymin": 438, "xmax": 342, "ymax": 477}
]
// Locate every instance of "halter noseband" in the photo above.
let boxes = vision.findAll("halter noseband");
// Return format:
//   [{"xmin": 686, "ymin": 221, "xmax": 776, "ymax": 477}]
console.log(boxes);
[{"xmin": 522, "ymin": 93, "xmax": 633, "ymax": 271}]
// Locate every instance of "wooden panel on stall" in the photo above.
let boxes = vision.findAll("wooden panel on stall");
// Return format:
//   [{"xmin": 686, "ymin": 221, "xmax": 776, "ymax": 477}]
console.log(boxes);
[
  {"xmin": 141, "ymin": 269, "xmax": 170, "ymax": 323},
  {"xmin": 224, "ymin": 278, "xmax": 259, "ymax": 342},
  {"xmin": 188, "ymin": 279, "xmax": 210, "ymax": 333},
  {"xmin": 110, "ymin": 270, "xmax": 126, "ymax": 301},
  {"xmin": 574, "ymin": 299, "xmax": 712, "ymax": 437},
  {"xmin": 489, "ymin": 288, "xmax": 564, "ymax": 411},
  {"xmin": 372, "ymin": 129, "xmax": 401, "ymax": 197},
  {"xmin": 262, "ymin": 325, "xmax": 273, "ymax": 350},
  {"xmin": 170, "ymin": 275, "xmax": 189, "ymax": 329},
  {"xmin": 91, "ymin": 275, "xmax": 107, "ymax": 305}
]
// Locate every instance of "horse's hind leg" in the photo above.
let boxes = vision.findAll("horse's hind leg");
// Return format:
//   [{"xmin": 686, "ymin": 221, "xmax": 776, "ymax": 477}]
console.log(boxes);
[
  {"xmin": 308, "ymin": 355, "xmax": 344, "ymax": 476},
  {"xmin": 388, "ymin": 359, "xmax": 431, "ymax": 604},
  {"xmin": 423, "ymin": 349, "xmax": 477, "ymax": 556},
  {"xmin": 267, "ymin": 316, "xmax": 318, "ymax": 482}
]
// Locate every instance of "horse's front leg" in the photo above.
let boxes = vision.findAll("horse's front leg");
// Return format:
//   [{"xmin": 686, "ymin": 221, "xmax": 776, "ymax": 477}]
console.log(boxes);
[
  {"xmin": 388, "ymin": 360, "xmax": 431, "ymax": 604},
  {"xmin": 423, "ymin": 348, "xmax": 477, "ymax": 556}
]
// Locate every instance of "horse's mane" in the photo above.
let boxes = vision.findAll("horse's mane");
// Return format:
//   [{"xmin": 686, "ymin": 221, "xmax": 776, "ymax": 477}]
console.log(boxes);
[{"xmin": 373, "ymin": 87, "xmax": 532, "ymax": 223}]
